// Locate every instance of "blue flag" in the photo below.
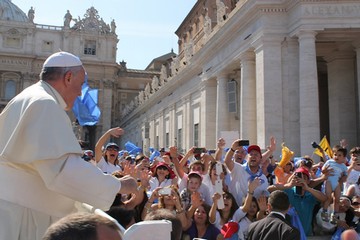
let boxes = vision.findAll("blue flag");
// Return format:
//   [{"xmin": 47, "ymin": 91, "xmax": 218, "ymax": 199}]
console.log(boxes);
[
  {"xmin": 125, "ymin": 141, "xmax": 142, "ymax": 155},
  {"xmin": 72, "ymin": 73, "xmax": 101, "ymax": 126}
]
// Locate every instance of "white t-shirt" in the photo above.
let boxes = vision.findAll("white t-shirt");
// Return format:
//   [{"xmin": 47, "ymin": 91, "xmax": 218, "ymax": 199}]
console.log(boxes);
[
  {"xmin": 228, "ymin": 162, "xmax": 269, "ymax": 206},
  {"xmin": 344, "ymin": 169, "xmax": 360, "ymax": 193},
  {"xmin": 149, "ymin": 177, "xmax": 173, "ymax": 192},
  {"xmin": 233, "ymin": 207, "xmax": 252, "ymax": 240},
  {"xmin": 97, "ymin": 157, "xmax": 120, "ymax": 174}
]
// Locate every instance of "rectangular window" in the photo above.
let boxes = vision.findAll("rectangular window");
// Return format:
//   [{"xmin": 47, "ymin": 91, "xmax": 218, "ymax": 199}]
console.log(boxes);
[
  {"xmin": 84, "ymin": 40, "xmax": 96, "ymax": 55},
  {"xmin": 165, "ymin": 132, "xmax": 169, "ymax": 148},
  {"xmin": 5, "ymin": 37, "xmax": 21, "ymax": 48},
  {"xmin": 177, "ymin": 128, "xmax": 182, "ymax": 152},
  {"xmin": 194, "ymin": 123, "xmax": 199, "ymax": 146}
]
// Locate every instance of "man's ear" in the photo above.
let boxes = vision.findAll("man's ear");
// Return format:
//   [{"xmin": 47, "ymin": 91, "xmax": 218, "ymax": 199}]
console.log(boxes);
[
  {"xmin": 267, "ymin": 203, "xmax": 272, "ymax": 212},
  {"xmin": 64, "ymin": 71, "xmax": 72, "ymax": 85}
]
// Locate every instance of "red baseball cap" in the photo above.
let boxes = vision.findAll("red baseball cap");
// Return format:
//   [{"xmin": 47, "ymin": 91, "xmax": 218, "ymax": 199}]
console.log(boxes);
[
  {"xmin": 247, "ymin": 145, "xmax": 261, "ymax": 154},
  {"xmin": 295, "ymin": 167, "xmax": 310, "ymax": 179}
]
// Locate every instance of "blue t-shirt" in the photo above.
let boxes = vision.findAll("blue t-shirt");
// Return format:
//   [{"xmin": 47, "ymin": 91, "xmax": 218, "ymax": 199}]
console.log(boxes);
[{"xmin": 284, "ymin": 188, "xmax": 319, "ymax": 236}]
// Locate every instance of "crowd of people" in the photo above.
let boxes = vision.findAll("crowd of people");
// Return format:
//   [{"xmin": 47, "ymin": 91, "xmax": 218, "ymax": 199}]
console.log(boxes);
[
  {"xmin": 1, "ymin": 51, "xmax": 360, "ymax": 240},
  {"xmin": 75, "ymin": 126, "xmax": 360, "ymax": 240}
]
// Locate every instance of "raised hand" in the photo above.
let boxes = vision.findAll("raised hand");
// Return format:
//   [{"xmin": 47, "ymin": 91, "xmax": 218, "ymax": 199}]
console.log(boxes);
[{"xmin": 108, "ymin": 127, "xmax": 124, "ymax": 138}]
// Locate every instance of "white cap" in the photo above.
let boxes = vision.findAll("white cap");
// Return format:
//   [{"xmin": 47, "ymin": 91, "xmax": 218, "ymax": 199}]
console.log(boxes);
[{"xmin": 43, "ymin": 51, "xmax": 83, "ymax": 68}]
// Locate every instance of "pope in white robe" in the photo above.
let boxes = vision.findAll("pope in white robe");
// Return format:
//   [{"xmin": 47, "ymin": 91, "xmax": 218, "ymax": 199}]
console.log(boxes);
[{"xmin": 0, "ymin": 52, "xmax": 137, "ymax": 240}]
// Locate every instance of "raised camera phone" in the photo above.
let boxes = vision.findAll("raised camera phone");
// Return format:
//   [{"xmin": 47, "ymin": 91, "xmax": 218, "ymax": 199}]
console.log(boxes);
[
  {"xmin": 159, "ymin": 188, "xmax": 172, "ymax": 196},
  {"xmin": 238, "ymin": 140, "xmax": 250, "ymax": 146},
  {"xmin": 208, "ymin": 149, "xmax": 216, "ymax": 154},
  {"xmin": 193, "ymin": 147, "xmax": 206, "ymax": 154},
  {"xmin": 295, "ymin": 172, "xmax": 303, "ymax": 195}
]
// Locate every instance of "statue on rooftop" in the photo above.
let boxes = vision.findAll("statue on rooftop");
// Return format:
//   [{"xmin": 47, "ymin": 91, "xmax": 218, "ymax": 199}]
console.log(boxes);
[
  {"xmin": 64, "ymin": 10, "xmax": 72, "ymax": 27},
  {"xmin": 111, "ymin": 19, "xmax": 116, "ymax": 34},
  {"xmin": 28, "ymin": 7, "xmax": 35, "ymax": 23}
]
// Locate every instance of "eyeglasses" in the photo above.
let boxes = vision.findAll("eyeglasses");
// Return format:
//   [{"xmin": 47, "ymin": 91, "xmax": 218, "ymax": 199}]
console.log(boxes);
[{"xmin": 352, "ymin": 202, "xmax": 360, "ymax": 206}]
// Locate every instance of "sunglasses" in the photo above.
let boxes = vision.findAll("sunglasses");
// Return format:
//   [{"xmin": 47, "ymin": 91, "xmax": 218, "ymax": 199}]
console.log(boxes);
[
  {"xmin": 352, "ymin": 202, "xmax": 360, "ymax": 206},
  {"xmin": 106, "ymin": 147, "xmax": 119, "ymax": 151}
]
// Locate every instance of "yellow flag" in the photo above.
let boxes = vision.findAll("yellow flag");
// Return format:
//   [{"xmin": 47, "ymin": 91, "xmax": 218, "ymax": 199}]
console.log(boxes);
[
  {"xmin": 279, "ymin": 142, "xmax": 294, "ymax": 168},
  {"xmin": 313, "ymin": 136, "xmax": 333, "ymax": 159}
]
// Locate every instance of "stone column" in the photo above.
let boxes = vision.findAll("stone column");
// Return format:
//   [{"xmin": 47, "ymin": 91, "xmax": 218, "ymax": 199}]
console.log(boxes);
[
  {"xmin": 216, "ymin": 73, "xmax": 229, "ymax": 141},
  {"xmin": 101, "ymin": 79, "xmax": 113, "ymax": 133},
  {"xmin": 282, "ymin": 38, "xmax": 300, "ymax": 154},
  {"xmin": 184, "ymin": 96, "xmax": 191, "ymax": 150},
  {"xmin": 239, "ymin": 51, "xmax": 257, "ymax": 144},
  {"xmin": 355, "ymin": 46, "xmax": 360, "ymax": 143},
  {"xmin": 158, "ymin": 112, "xmax": 164, "ymax": 148},
  {"xmin": 253, "ymin": 35, "xmax": 283, "ymax": 149},
  {"xmin": 326, "ymin": 50, "xmax": 356, "ymax": 147},
  {"xmin": 169, "ymin": 105, "xmax": 176, "ymax": 146},
  {"xmin": 149, "ymin": 117, "xmax": 155, "ymax": 148},
  {"xmin": 298, "ymin": 30, "xmax": 320, "ymax": 155},
  {"xmin": 200, "ymin": 73, "xmax": 217, "ymax": 149}
]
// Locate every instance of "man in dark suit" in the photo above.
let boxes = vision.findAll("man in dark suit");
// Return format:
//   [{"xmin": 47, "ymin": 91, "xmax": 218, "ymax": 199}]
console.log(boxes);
[{"xmin": 247, "ymin": 190, "xmax": 300, "ymax": 240}]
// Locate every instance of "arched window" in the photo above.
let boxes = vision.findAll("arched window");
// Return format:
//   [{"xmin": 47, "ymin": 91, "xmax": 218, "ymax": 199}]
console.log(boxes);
[{"xmin": 5, "ymin": 80, "xmax": 16, "ymax": 100}]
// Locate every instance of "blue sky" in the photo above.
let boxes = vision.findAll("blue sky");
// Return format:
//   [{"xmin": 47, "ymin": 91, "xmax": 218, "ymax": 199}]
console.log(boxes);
[{"xmin": 12, "ymin": 0, "xmax": 196, "ymax": 69}]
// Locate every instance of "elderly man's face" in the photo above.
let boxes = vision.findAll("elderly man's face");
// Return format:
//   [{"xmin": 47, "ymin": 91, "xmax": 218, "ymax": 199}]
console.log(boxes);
[{"xmin": 64, "ymin": 67, "xmax": 85, "ymax": 110}]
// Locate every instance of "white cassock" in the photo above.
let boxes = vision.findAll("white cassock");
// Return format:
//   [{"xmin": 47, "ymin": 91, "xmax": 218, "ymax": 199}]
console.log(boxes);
[{"xmin": 0, "ymin": 81, "xmax": 121, "ymax": 240}]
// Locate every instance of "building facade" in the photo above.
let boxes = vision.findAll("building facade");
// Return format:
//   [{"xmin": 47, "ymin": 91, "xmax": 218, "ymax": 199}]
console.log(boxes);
[{"xmin": 119, "ymin": 0, "xmax": 360, "ymax": 157}]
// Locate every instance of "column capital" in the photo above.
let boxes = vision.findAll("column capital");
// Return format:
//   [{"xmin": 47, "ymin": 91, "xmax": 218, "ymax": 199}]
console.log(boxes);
[
  {"xmin": 216, "ymin": 72, "xmax": 228, "ymax": 81},
  {"xmin": 239, "ymin": 50, "xmax": 255, "ymax": 62},
  {"xmin": 296, "ymin": 30, "xmax": 317, "ymax": 41},
  {"xmin": 251, "ymin": 34, "xmax": 284, "ymax": 52}
]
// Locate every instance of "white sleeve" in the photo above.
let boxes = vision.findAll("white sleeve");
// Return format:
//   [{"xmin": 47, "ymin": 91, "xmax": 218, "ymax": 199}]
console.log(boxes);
[
  {"xmin": 232, "ymin": 206, "xmax": 247, "ymax": 222},
  {"xmin": 34, "ymin": 153, "xmax": 121, "ymax": 210}
]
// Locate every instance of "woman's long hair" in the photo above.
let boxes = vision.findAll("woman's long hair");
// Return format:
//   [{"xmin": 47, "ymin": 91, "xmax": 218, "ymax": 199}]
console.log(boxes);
[{"xmin": 219, "ymin": 191, "xmax": 239, "ymax": 223}]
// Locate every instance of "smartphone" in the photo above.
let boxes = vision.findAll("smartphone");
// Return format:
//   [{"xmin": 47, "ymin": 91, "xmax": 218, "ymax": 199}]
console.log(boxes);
[
  {"xmin": 208, "ymin": 149, "xmax": 216, "ymax": 154},
  {"xmin": 158, "ymin": 188, "xmax": 171, "ymax": 196},
  {"xmin": 295, "ymin": 172, "xmax": 302, "ymax": 195},
  {"xmin": 238, "ymin": 140, "xmax": 250, "ymax": 146},
  {"xmin": 193, "ymin": 147, "xmax": 206, "ymax": 154}
]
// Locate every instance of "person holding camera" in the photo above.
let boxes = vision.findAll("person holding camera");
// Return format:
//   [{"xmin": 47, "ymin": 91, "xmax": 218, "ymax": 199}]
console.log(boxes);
[
  {"xmin": 141, "ymin": 186, "xmax": 189, "ymax": 231},
  {"xmin": 268, "ymin": 167, "xmax": 327, "ymax": 236},
  {"xmin": 224, "ymin": 139, "xmax": 274, "ymax": 206},
  {"xmin": 344, "ymin": 147, "xmax": 360, "ymax": 194}
]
